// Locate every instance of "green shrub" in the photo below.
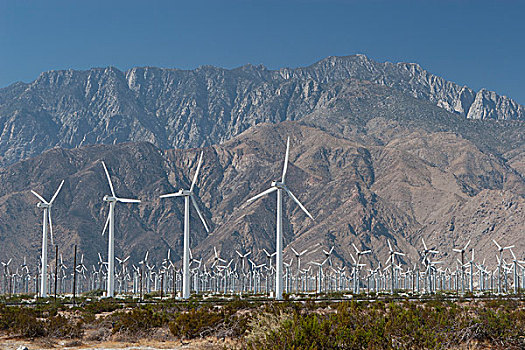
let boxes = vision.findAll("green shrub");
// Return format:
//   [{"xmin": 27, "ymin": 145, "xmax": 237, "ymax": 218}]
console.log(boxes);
[
  {"xmin": 169, "ymin": 307, "xmax": 224, "ymax": 339},
  {"xmin": 46, "ymin": 314, "xmax": 84, "ymax": 338},
  {"xmin": 111, "ymin": 307, "xmax": 164, "ymax": 335}
]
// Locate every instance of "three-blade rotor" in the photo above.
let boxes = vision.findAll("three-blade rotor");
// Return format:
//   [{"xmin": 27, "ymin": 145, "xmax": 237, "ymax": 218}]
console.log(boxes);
[
  {"xmin": 246, "ymin": 137, "xmax": 314, "ymax": 220},
  {"xmin": 101, "ymin": 161, "xmax": 141, "ymax": 204},
  {"xmin": 159, "ymin": 152, "xmax": 209, "ymax": 232},
  {"xmin": 31, "ymin": 180, "xmax": 65, "ymax": 246}
]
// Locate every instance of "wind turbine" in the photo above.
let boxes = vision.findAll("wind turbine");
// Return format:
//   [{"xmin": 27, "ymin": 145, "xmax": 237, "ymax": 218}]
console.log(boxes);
[
  {"xmin": 493, "ymin": 239, "xmax": 514, "ymax": 294},
  {"xmin": 160, "ymin": 151, "xmax": 210, "ymax": 299},
  {"xmin": 101, "ymin": 161, "xmax": 141, "ymax": 297},
  {"xmin": 31, "ymin": 180, "xmax": 64, "ymax": 298},
  {"xmin": 246, "ymin": 137, "xmax": 314, "ymax": 300},
  {"xmin": 386, "ymin": 239, "xmax": 405, "ymax": 294},
  {"xmin": 453, "ymin": 239, "xmax": 470, "ymax": 293},
  {"xmin": 290, "ymin": 246, "xmax": 308, "ymax": 272},
  {"xmin": 352, "ymin": 242, "xmax": 371, "ymax": 265}
]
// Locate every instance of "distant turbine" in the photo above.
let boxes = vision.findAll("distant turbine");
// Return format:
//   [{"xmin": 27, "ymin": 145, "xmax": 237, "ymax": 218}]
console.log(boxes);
[
  {"xmin": 31, "ymin": 180, "xmax": 64, "ymax": 298},
  {"xmin": 246, "ymin": 137, "xmax": 314, "ymax": 300},
  {"xmin": 160, "ymin": 151, "xmax": 210, "ymax": 299},
  {"xmin": 101, "ymin": 161, "xmax": 140, "ymax": 297}
]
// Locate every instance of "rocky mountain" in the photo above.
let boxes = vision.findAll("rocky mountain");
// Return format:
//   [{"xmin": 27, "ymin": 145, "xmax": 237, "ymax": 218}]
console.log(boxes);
[
  {"xmin": 0, "ymin": 77, "xmax": 523, "ymax": 270},
  {"xmin": 0, "ymin": 55, "xmax": 523, "ymax": 166}
]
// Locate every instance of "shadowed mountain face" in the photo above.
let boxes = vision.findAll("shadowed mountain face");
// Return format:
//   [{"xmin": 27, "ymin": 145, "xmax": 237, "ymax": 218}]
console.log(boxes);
[
  {"xmin": 0, "ymin": 55, "xmax": 523, "ymax": 166},
  {"xmin": 0, "ymin": 76, "xmax": 523, "ymax": 269}
]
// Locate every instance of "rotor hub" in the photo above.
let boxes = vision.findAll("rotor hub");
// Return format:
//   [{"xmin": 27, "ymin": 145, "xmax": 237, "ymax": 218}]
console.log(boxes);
[{"xmin": 103, "ymin": 195, "xmax": 117, "ymax": 202}]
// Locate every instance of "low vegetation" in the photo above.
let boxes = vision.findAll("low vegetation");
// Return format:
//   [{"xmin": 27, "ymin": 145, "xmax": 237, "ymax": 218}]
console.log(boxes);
[{"xmin": 0, "ymin": 296, "xmax": 523, "ymax": 349}]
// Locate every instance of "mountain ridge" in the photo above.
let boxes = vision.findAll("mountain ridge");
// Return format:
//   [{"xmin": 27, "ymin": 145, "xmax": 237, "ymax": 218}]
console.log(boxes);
[{"xmin": 0, "ymin": 54, "xmax": 523, "ymax": 167}]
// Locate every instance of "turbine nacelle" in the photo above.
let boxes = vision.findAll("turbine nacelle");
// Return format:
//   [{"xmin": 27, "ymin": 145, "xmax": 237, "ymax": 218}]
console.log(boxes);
[
  {"xmin": 103, "ymin": 195, "xmax": 117, "ymax": 203},
  {"xmin": 36, "ymin": 202, "xmax": 51, "ymax": 209},
  {"xmin": 271, "ymin": 181, "xmax": 286, "ymax": 189},
  {"xmin": 180, "ymin": 189, "xmax": 192, "ymax": 196}
]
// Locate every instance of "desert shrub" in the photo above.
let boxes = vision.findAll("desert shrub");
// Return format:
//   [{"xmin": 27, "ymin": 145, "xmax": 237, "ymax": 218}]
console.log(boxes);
[
  {"xmin": 111, "ymin": 307, "xmax": 164, "ymax": 335},
  {"xmin": 83, "ymin": 299, "xmax": 121, "ymax": 314},
  {"xmin": 169, "ymin": 307, "xmax": 224, "ymax": 339},
  {"xmin": 46, "ymin": 314, "xmax": 84, "ymax": 338},
  {"xmin": 245, "ymin": 310, "xmax": 293, "ymax": 346}
]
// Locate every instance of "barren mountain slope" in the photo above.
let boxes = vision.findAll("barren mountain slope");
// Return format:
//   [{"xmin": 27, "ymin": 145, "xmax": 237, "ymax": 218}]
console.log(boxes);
[{"xmin": 0, "ymin": 117, "xmax": 523, "ymax": 269}]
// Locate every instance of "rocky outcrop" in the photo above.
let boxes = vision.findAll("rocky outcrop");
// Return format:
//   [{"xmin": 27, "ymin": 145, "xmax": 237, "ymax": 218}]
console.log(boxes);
[{"xmin": 466, "ymin": 89, "xmax": 525, "ymax": 120}]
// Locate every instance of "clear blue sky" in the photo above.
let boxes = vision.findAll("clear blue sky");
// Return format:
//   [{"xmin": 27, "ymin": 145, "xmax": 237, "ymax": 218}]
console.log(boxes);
[{"xmin": 1, "ymin": 0, "xmax": 523, "ymax": 104}]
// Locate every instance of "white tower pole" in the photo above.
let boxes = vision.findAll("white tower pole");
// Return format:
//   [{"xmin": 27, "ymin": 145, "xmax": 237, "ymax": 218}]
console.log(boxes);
[
  {"xmin": 40, "ymin": 207, "xmax": 48, "ymax": 298},
  {"xmin": 107, "ymin": 200, "xmax": 115, "ymax": 297},
  {"xmin": 275, "ymin": 188, "xmax": 283, "ymax": 300},
  {"xmin": 183, "ymin": 195, "xmax": 191, "ymax": 299}
]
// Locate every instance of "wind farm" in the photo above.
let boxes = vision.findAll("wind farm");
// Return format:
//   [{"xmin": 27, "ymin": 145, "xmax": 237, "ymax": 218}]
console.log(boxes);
[{"xmin": 0, "ymin": 136, "xmax": 523, "ymax": 303}]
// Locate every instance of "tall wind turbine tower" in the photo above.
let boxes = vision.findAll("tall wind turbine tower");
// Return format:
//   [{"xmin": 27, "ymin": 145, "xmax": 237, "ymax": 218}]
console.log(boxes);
[
  {"xmin": 246, "ymin": 137, "xmax": 314, "ymax": 300},
  {"xmin": 31, "ymin": 180, "xmax": 64, "ymax": 298},
  {"xmin": 160, "ymin": 152, "xmax": 210, "ymax": 299},
  {"xmin": 101, "ymin": 161, "xmax": 141, "ymax": 298}
]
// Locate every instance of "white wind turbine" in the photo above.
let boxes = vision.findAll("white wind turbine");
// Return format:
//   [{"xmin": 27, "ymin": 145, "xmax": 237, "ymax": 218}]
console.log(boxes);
[
  {"xmin": 31, "ymin": 180, "xmax": 64, "ymax": 298},
  {"xmin": 101, "ymin": 161, "xmax": 141, "ymax": 297},
  {"xmin": 290, "ymin": 246, "xmax": 308, "ymax": 272},
  {"xmin": 160, "ymin": 152, "xmax": 210, "ymax": 299},
  {"xmin": 493, "ymin": 239, "xmax": 514, "ymax": 294},
  {"xmin": 453, "ymin": 239, "xmax": 470, "ymax": 293},
  {"xmin": 246, "ymin": 137, "xmax": 314, "ymax": 300}
]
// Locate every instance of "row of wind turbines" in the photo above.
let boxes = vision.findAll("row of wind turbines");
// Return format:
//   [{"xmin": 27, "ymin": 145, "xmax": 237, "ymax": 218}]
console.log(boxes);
[
  {"xmin": 2, "ymin": 235, "xmax": 524, "ymax": 298},
  {"xmin": 29, "ymin": 137, "xmax": 312, "ymax": 300}
]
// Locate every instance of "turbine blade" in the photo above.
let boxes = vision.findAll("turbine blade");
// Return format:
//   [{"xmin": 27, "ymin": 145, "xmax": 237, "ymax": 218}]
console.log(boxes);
[
  {"xmin": 387, "ymin": 239, "xmax": 393, "ymax": 252},
  {"xmin": 190, "ymin": 152, "xmax": 204, "ymax": 193},
  {"xmin": 246, "ymin": 187, "xmax": 277, "ymax": 204},
  {"xmin": 48, "ymin": 210, "xmax": 54, "ymax": 246},
  {"xmin": 160, "ymin": 192, "xmax": 183, "ymax": 198},
  {"xmin": 102, "ymin": 207, "xmax": 110, "ymax": 236},
  {"xmin": 290, "ymin": 247, "xmax": 299, "ymax": 256},
  {"xmin": 190, "ymin": 195, "xmax": 210, "ymax": 233},
  {"xmin": 49, "ymin": 180, "xmax": 64, "ymax": 204},
  {"xmin": 422, "ymin": 238, "xmax": 428, "ymax": 251},
  {"xmin": 464, "ymin": 239, "xmax": 471, "ymax": 251},
  {"xmin": 101, "ymin": 161, "xmax": 116, "ymax": 198},
  {"xmin": 31, "ymin": 190, "xmax": 48, "ymax": 204},
  {"xmin": 492, "ymin": 239, "xmax": 501, "ymax": 250},
  {"xmin": 352, "ymin": 243, "xmax": 359, "ymax": 254},
  {"xmin": 281, "ymin": 137, "xmax": 290, "ymax": 183},
  {"xmin": 116, "ymin": 197, "xmax": 141, "ymax": 203},
  {"xmin": 285, "ymin": 188, "xmax": 314, "ymax": 220}
]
